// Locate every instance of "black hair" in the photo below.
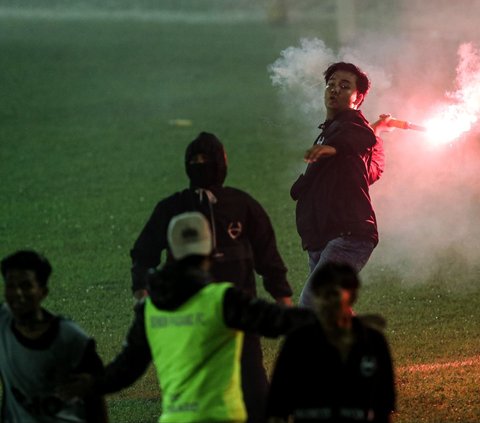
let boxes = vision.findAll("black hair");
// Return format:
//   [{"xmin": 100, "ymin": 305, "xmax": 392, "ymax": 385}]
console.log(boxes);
[
  {"xmin": 1, "ymin": 250, "xmax": 52, "ymax": 287},
  {"xmin": 324, "ymin": 62, "xmax": 371, "ymax": 104},
  {"xmin": 310, "ymin": 262, "xmax": 360, "ymax": 304}
]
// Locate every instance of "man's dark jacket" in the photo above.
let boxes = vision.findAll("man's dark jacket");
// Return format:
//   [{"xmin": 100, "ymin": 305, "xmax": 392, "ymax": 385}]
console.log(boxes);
[
  {"xmin": 131, "ymin": 187, "xmax": 291, "ymax": 298},
  {"xmin": 130, "ymin": 132, "xmax": 292, "ymax": 423},
  {"xmin": 131, "ymin": 133, "xmax": 292, "ymax": 299},
  {"xmin": 291, "ymin": 109, "xmax": 379, "ymax": 251}
]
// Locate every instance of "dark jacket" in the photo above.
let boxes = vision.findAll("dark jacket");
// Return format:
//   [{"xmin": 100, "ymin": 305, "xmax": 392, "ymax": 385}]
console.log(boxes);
[
  {"xmin": 267, "ymin": 317, "xmax": 396, "ymax": 422},
  {"xmin": 131, "ymin": 134, "xmax": 292, "ymax": 299},
  {"xmin": 291, "ymin": 109, "xmax": 379, "ymax": 251},
  {"xmin": 99, "ymin": 263, "xmax": 314, "ymax": 395}
]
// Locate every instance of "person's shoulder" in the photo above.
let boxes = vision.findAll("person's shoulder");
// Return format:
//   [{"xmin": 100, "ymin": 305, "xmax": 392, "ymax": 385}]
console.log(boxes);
[
  {"xmin": 278, "ymin": 320, "xmax": 322, "ymax": 355},
  {"xmin": 0, "ymin": 303, "xmax": 11, "ymax": 323},
  {"xmin": 57, "ymin": 314, "xmax": 87, "ymax": 332},
  {"xmin": 150, "ymin": 189, "xmax": 195, "ymax": 217},
  {"xmin": 286, "ymin": 318, "xmax": 321, "ymax": 341},
  {"xmin": 56, "ymin": 315, "xmax": 91, "ymax": 342},
  {"xmin": 341, "ymin": 109, "xmax": 371, "ymax": 126},
  {"xmin": 220, "ymin": 186, "xmax": 259, "ymax": 203},
  {"xmin": 155, "ymin": 189, "xmax": 188, "ymax": 205},
  {"xmin": 221, "ymin": 186, "xmax": 249, "ymax": 195},
  {"xmin": 133, "ymin": 298, "xmax": 147, "ymax": 313},
  {"xmin": 354, "ymin": 316, "xmax": 389, "ymax": 343}
]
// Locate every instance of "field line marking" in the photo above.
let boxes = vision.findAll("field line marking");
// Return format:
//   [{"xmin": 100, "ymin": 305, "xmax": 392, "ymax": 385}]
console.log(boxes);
[
  {"xmin": 0, "ymin": 7, "xmax": 335, "ymax": 24},
  {"xmin": 0, "ymin": 7, "xmax": 266, "ymax": 23},
  {"xmin": 398, "ymin": 356, "xmax": 480, "ymax": 373}
]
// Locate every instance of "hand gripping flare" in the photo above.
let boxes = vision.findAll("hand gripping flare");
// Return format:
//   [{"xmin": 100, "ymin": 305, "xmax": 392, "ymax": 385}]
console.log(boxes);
[{"xmin": 387, "ymin": 118, "xmax": 426, "ymax": 132}]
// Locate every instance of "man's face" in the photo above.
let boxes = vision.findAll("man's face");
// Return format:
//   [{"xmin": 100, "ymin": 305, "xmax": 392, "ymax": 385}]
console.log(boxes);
[
  {"xmin": 314, "ymin": 284, "xmax": 353, "ymax": 329},
  {"xmin": 4, "ymin": 269, "xmax": 47, "ymax": 321},
  {"xmin": 324, "ymin": 70, "xmax": 363, "ymax": 116}
]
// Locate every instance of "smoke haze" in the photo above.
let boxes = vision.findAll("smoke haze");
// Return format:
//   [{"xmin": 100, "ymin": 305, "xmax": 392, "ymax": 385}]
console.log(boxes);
[
  {"xmin": 3, "ymin": 0, "xmax": 479, "ymax": 287},
  {"xmin": 269, "ymin": 4, "xmax": 480, "ymax": 287}
]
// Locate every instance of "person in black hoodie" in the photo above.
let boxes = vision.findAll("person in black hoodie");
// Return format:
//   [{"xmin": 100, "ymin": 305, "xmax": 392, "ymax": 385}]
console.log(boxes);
[
  {"xmin": 291, "ymin": 62, "xmax": 390, "ymax": 308},
  {"xmin": 130, "ymin": 132, "xmax": 294, "ymax": 422}
]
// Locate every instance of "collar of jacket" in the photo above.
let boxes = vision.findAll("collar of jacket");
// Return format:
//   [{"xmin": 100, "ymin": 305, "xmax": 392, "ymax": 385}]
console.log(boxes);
[{"xmin": 318, "ymin": 109, "xmax": 368, "ymax": 130}]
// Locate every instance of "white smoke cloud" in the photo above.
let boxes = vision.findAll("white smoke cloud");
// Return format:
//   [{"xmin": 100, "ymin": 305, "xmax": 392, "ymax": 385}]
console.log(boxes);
[
  {"xmin": 269, "ymin": 29, "xmax": 480, "ymax": 288},
  {"xmin": 268, "ymin": 37, "xmax": 392, "ymax": 123}
]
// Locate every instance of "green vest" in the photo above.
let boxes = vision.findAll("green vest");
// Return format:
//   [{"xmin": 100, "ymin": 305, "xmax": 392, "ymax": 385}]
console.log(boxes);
[{"xmin": 145, "ymin": 282, "xmax": 246, "ymax": 423}]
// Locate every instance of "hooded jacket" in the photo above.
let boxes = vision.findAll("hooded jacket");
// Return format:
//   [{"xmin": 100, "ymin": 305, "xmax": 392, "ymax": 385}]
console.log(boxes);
[
  {"xmin": 99, "ymin": 263, "xmax": 314, "ymax": 397},
  {"xmin": 131, "ymin": 132, "xmax": 292, "ymax": 299}
]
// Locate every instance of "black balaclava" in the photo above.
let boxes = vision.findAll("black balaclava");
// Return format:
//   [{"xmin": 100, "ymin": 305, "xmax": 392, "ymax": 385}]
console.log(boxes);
[{"xmin": 185, "ymin": 132, "xmax": 227, "ymax": 189}]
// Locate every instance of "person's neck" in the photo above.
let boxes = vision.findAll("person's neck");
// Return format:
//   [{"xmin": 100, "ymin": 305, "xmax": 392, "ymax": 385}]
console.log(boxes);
[
  {"xmin": 320, "ymin": 314, "xmax": 354, "ymax": 361},
  {"xmin": 326, "ymin": 111, "xmax": 337, "ymax": 120},
  {"xmin": 338, "ymin": 313, "xmax": 353, "ymax": 330},
  {"xmin": 14, "ymin": 309, "xmax": 52, "ymax": 339},
  {"xmin": 326, "ymin": 107, "xmax": 357, "ymax": 121}
]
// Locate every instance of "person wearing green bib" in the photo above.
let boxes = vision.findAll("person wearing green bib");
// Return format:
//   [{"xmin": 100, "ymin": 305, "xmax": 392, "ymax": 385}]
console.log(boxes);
[{"xmin": 88, "ymin": 212, "xmax": 313, "ymax": 423}]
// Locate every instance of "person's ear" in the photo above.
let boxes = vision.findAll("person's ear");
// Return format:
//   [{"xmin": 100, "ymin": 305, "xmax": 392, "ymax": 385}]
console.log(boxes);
[{"xmin": 353, "ymin": 93, "xmax": 364, "ymax": 108}]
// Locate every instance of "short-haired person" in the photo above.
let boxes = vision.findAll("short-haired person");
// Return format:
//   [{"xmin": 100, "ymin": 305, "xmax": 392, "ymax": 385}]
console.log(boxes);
[
  {"xmin": 290, "ymin": 62, "xmax": 390, "ymax": 308},
  {"xmin": 0, "ymin": 250, "xmax": 107, "ymax": 423},
  {"xmin": 131, "ymin": 131, "xmax": 294, "ymax": 422},
  {"xmin": 88, "ymin": 212, "xmax": 312, "ymax": 423},
  {"xmin": 266, "ymin": 262, "xmax": 396, "ymax": 423}
]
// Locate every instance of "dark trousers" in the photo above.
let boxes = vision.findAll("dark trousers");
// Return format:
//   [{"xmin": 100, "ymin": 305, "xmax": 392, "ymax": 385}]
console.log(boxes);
[{"xmin": 241, "ymin": 333, "xmax": 269, "ymax": 423}]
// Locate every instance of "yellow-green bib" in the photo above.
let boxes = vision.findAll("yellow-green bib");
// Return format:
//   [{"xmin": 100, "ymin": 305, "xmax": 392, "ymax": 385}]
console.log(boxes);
[{"xmin": 145, "ymin": 282, "xmax": 246, "ymax": 423}]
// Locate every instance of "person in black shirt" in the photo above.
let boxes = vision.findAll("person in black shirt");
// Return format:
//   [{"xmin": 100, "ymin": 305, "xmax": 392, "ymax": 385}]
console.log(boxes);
[{"xmin": 267, "ymin": 262, "xmax": 396, "ymax": 423}]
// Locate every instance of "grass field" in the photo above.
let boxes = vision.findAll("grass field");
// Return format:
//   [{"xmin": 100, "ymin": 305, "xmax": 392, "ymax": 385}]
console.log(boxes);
[{"xmin": 1, "ymin": 4, "xmax": 479, "ymax": 422}]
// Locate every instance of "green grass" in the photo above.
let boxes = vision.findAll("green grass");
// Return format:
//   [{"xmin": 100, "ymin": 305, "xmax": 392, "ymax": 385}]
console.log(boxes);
[{"xmin": 1, "ymin": 9, "xmax": 479, "ymax": 423}]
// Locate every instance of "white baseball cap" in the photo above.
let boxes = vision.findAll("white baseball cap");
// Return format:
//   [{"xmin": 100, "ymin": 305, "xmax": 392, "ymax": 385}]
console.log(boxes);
[{"xmin": 167, "ymin": 212, "xmax": 212, "ymax": 260}]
